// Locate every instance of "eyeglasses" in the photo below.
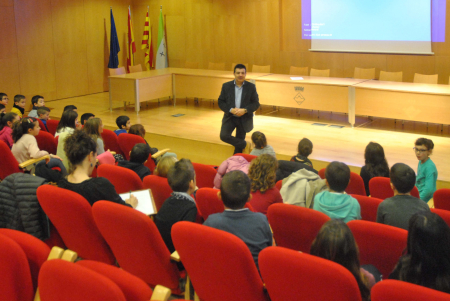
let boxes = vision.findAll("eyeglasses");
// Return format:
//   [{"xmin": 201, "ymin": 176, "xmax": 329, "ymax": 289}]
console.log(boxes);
[{"xmin": 413, "ymin": 147, "xmax": 428, "ymax": 153}]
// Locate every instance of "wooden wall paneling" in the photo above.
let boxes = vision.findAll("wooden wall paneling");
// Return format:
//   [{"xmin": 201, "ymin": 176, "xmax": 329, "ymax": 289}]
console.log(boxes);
[
  {"xmin": 343, "ymin": 53, "xmax": 387, "ymax": 79},
  {"xmin": 0, "ymin": 4, "xmax": 20, "ymax": 110},
  {"xmin": 304, "ymin": 51, "xmax": 345, "ymax": 78},
  {"xmin": 14, "ymin": 0, "xmax": 57, "ymax": 100},
  {"xmin": 0, "ymin": 0, "xmax": 13, "ymax": 6},
  {"xmin": 435, "ymin": 56, "xmax": 450, "ymax": 84},
  {"xmin": 184, "ymin": 0, "xmax": 214, "ymax": 69},
  {"xmin": 51, "ymin": 0, "xmax": 89, "ymax": 99},
  {"xmin": 386, "ymin": 55, "xmax": 436, "ymax": 83},
  {"xmin": 166, "ymin": 16, "xmax": 186, "ymax": 68},
  {"xmin": 280, "ymin": 0, "xmax": 309, "ymax": 52},
  {"xmin": 83, "ymin": 0, "xmax": 114, "ymax": 93}
]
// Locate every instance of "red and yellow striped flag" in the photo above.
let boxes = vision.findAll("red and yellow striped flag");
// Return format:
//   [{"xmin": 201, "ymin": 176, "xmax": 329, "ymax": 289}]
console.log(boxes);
[
  {"xmin": 126, "ymin": 6, "xmax": 136, "ymax": 72},
  {"xmin": 141, "ymin": 7, "xmax": 154, "ymax": 70}
]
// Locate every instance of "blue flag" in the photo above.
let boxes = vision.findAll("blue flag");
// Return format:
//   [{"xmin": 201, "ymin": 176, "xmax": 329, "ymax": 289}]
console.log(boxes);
[{"xmin": 108, "ymin": 9, "xmax": 120, "ymax": 68}]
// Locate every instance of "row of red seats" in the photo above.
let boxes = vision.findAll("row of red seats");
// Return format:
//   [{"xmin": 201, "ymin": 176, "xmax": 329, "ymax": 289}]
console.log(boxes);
[
  {"xmin": 34, "ymin": 185, "xmax": 450, "ymax": 300},
  {"xmin": 4, "ymin": 226, "xmax": 446, "ymax": 301}
]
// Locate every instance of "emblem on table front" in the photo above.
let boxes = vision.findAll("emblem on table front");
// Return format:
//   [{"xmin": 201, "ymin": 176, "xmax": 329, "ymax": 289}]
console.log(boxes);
[{"xmin": 294, "ymin": 86, "xmax": 305, "ymax": 106}]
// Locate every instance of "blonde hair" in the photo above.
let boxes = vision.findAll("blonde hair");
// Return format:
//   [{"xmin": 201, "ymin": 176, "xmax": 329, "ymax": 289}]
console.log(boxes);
[
  {"xmin": 248, "ymin": 154, "xmax": 278, "ymax": 193},
  {"xmin": 83, "ymin": 118, "xmax": 103, "ymax": 141},
  {"xmin": 154, "ymin": 156, "xmax": 178, "ymax": 178}
]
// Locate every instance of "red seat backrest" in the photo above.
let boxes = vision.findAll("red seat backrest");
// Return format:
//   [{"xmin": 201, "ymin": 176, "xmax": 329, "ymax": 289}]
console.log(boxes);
[
  {"xmin": 346, "ymin": 172, "xmax": 366, "ymax": 196},
  {"xmin": 192, "ymin": 162, "xmax": 217, "ymax": 188},
  {"xmin": 259, "ymin": 246, "xmax": 362, "ymax": 301},
  {"xmin": 370, "ymin": 177, "xmax": 420, "ymax": 199},
  {"xmin": 0, "ymin": 234, "xmax": 34, "ymax": 301},
  {"xmin": 118, "ymin": 134, "xmax": 146, "ymax": 160},
  {"xmin": 35, "ymin": 130, "xmax": 57, "ymax": 155},
  {"xmin": 37, "ymin": 119, "xmax": 47, "ymax": 132},
  {"xmin": 172, "ymin": 221, "xmax": 269, "ymax": 301},
  {"xmin": 233, "ymin": 153, "xmax": 258, "ymax": 163},
  {"xmin": 101, "ymin": 129, "xmax": 124, "ymax": 156},
  {"xmin": 92, "ymin": 201, "xmax": 180, "ymax": 290},
  {"xmin": 142, "ymin": 175, "xmax": 173, "ymax": 212},
  {"xmin": 371, "ymin": 279, "xmax": 450, "ymax": 301},
  {"xmin": 318, "ymin": 168, "xmax": 326, "ymax": 179},
  {"xmin": 275, "ymin": 180, "xmax": 282, "ymax": 191},
  {"xmin": 0, "ymin": 140, "xmax": 21, "ymax": 180},
  {"xmin": 97, "ymin": 164, "xmax": 144, "ymax": 194},
  {"xmin": 348, "ymin": 220, "xmax": 407, "ymax": 279},
  {"xmin": 37, "ymin": 185, "xmax": 115, "ymax": 264},
  {"xmin": 433, "ymin": 188, "xmax": 450, "ymax": 211},
  {"xmin": 350, "ymin": 194, "xmax": 383, "ymax": 222},
  {"xmin": 39, "ymin": 260, "xmax": 126, "ymax": 301},
  {"xmin": 46, "ymin": 119, "xmax": 59, "ymax": 136},
  {"xmin": 267, "ymin": 203, "xmax": 330, "ymax": 253},
  {"xmin": 0, "ymin": 229, "xmax": 50, "ymax": 292},
  {"xmin": 195, "ymin": 188, "xmax": 224, "ymax": 221},
  {"xmin": 76, "ymin": 260, "xmax": 153, "ymax": 301},
  {"xmin": 431, "ymin": 208, "xmax": 450, "ymax": 228}
]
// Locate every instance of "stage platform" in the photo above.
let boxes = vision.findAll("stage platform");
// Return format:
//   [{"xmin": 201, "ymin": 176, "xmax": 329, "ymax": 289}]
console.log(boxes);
[{"xmin": 45, "ymin": 92, "xmax": 450, "ymax": 188}]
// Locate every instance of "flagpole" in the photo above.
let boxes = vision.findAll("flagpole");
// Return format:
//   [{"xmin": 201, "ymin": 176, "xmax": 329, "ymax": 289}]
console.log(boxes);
[{"xmin": 129, "ymin": 6, "xmax": 134, "ymax": 64}]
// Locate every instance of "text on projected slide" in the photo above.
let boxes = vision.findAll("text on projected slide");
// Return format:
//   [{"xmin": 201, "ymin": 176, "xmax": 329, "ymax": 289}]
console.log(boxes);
[{"xmin": 302, "ymin": 0, "xmax": 446, "ymax": 42}]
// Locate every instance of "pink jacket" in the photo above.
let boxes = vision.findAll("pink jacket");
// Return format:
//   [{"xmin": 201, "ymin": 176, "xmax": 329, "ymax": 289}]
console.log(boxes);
[
  {"xmin": 0, "ymin": 126, "xmax": 13, "ymax": 149},
  {"xmin": 214, "ymin": 156, "xmax": 250, "ymax": 189}
]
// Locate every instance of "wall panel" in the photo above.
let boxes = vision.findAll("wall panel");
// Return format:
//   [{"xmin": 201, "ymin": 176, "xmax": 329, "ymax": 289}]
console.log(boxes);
[
  {"xmin": 14, "ymin": 0, "xmax": 57, "ymax": 100},
  {"xmin": 3, "ymin": 0, "xmax": 450, "ymax": 105}
]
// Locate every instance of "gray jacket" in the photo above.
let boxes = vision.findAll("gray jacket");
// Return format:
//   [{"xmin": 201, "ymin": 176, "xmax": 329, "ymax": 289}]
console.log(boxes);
[{"xmin": 0, "ymin": 173, "xmax": 48, "ymax": 240}]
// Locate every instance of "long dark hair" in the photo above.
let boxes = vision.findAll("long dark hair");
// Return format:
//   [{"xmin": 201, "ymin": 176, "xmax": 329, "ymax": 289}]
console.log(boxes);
[
  {"xmin": 12, "ymin": 117, "xmax": 38, "ymax": 143},
  {"xmin": 0, "ymin": 112, "xmax": 18, "ymax": 131},
  {"xmin": 310, "ymin": 220, "xmax": 370, "ymax": 301},
  {"xmin": 399, "ymin": 211, "xmax": 450, "ymax": 293},
  {"xmin": 64, "ymin": 130, "xmax": 97, "ymax": 173},
  {"xmin": 56, "ymin": 110, "xmax": 78, "ymax": 133},
  {"xmin": 364, "ymin": 142, "xmax": 389, "ymax": 177}
]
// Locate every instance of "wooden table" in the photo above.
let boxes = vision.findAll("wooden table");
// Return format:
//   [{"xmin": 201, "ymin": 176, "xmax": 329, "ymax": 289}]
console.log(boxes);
[
  {"xmin": 109, "ymin": 68, "xmax": 271, "ymax": 113},
  {"xmin": 255, "ymin": 75, "xmax": 369, "ymax": 126},
  {"xmin": 353, "ymin": 80, "xmax": 450, "ymax": 124}
]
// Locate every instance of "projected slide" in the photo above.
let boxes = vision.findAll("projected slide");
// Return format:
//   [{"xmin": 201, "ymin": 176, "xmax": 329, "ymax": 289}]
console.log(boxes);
[
  {"xmin": 307, "ymin": 0, "xmax": 430, "ymax": 41},
  {"xmin": 302, "ymin": 0, "xmax": 446, "ymax": 54}
]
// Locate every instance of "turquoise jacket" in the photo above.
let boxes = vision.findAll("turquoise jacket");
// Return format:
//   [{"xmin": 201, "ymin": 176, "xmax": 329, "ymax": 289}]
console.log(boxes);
[
  {"xmin": 313, "ymin": 191, "xmax": 361, "ymax": 223},
  {"xmin": 416, "ymin": 158, "xmax": 438, "ymax": 202}
]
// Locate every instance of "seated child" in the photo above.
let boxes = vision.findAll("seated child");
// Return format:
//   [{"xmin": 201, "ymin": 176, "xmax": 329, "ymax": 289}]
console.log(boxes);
[
  {"xmin": 11, "ymin": 117, "xmax": 66, "ymax": 174},
  {"xmin": 249, "ymin": 131, "xmax": 276, "ymax": 157},
  {"xmin": 154, "ymin": 156, "xmax": 178, "ymax": 178},
  {"xmin": 291, "ymin": 138, "xmax": 313, "ymax": 167},
  {"xmin": 118, "ymin": 143, "xmax": 151, "ymax": 180},
  {"xmin": 28, "ymin": 95, "xmax": 45, "ymax": 118},
  {"xmin": 311, "ymin": 219, "xmax": 376, "ymax": 301},
  {"xmin": 155, "ymin": 159, "xmax": 198, "ymax": 254},
  {"xmin": 313, "ymin": 161, "xmax": 361, "ymax": 223},
  {"xmin": 0, "ymin": 93, "xmax": 8, "ymax": 106},
  {"xmin": 114, "ymin": 115, "xmax": 130, "ymax": 136},
  {"xmin": 37, "ymin": 107, "xmax": 50, "ymax": 131},
  {"xmin": 129, "ymin": 124, "xmax": 177, "ymax": 162},
  {"xmin": 204, "ymin": 170, "xmax": 273, "ymax": 269},
  {"xmin": 83, "ymin": 118, "xmax": 105, "ymax": 155},
  {"xmin": 0, "ymin": 112, "xmax": 19, "ymax": 148},
  {"xmin": 248, "ymin": 154, "xmax": 282, "ymax": 215},
  {"xmin": 414, "ymin": 137, "xmax": 437, "ymax": 202},
  {"xmin": 63, "ymin": 105, "xmax": 77, "ymax": 112},
  {"xmin": 10, "ymin": 94, "xmax": 26, "ymax": 118},
  {"xmin": 377, "ymin": 163, "xmax": 430, "ymax": 230},
  {"xmin": 80, "ymin": 113, "xmax": 95, "ymax": 126},
  {"xmin": 0, "ymin": 104, "xmax": 5, "ymax": 114}
]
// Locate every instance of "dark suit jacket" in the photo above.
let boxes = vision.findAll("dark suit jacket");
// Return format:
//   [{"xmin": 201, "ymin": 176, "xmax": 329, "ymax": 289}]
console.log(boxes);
[{"xmin": 218, "ymin": 80, "xmax": 260, "ymax": 133}]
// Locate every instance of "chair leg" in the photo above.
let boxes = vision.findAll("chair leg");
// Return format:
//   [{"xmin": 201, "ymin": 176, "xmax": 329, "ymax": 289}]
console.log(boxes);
[{"xmin": 123, "ymin": 101, "xmax": 127, "ymax": 111}]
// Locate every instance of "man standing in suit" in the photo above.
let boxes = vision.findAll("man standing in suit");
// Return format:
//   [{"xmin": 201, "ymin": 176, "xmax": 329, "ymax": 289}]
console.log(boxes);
[{"xmin": 218, "ymin": 64, "xmax": 260, "ymax": 154}]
